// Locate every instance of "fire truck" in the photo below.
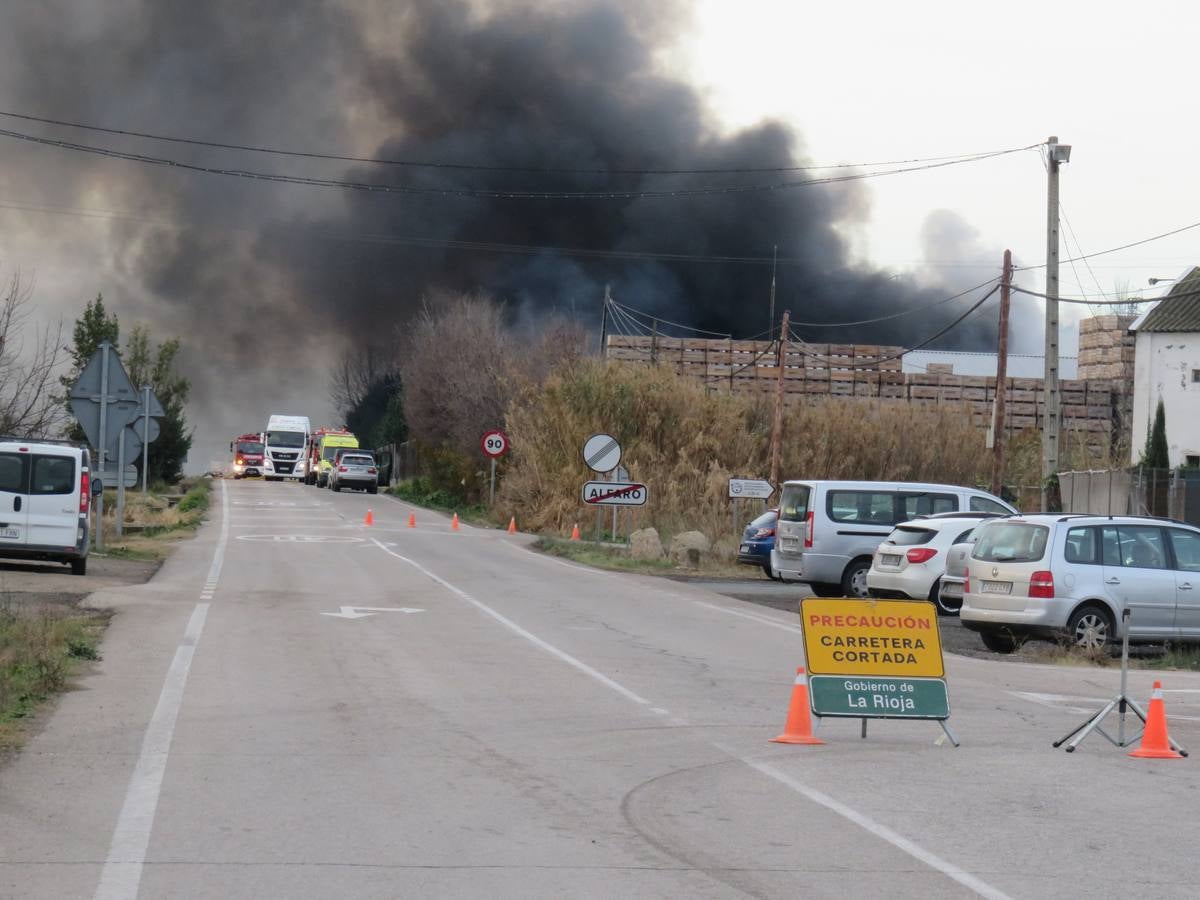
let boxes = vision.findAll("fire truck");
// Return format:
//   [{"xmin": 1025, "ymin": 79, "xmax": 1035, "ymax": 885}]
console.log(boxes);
[
  {"xmin": 229, "ymin": 433, "xmax": 266, "ymax": 479},
  {"xmin": 305, "ymin": 427, "xmax": 359, "ymax": 487}
]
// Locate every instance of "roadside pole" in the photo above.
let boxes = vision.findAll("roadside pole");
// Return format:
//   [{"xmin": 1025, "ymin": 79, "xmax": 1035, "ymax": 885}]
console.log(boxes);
[
  {"xmin": 768, "ymin": 310, "xmax": 790, "ymax": 488},
  {"xmin": 96, "ymin": 343, "xmax": 109, "ymax": 552},
  {"xmin": 489, "ymin": 457, "xmax": 497, "ymax": 507},
  {"xmin": 142, "ymin": 385, "xmax": 151, "ymax": 493},
  {"xmin": 599, "ymin": 284, "xmax": 610, "ymax": 358},
  {"xmin": 991, "ymin": 249, "xmax": 1012, "ymax": 497},
  {"xmin": 115, "ymin": 426, "xmax": 126, "ymax": 539}
]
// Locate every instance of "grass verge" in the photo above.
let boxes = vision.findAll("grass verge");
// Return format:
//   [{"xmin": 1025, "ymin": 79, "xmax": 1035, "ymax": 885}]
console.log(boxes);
[
  {"xmin": 1006, "ymin": 636, "xmax": 1200, "ymax": 671},
  {"xmin": 533, "ymin": 537, "xmax": 676, "ymax": 574},
  {"xmin": 386, "ymin": 478, "xmax": 491, "ymax": 526},
  {"xmin": 0, "ymin": 602, "xmax": 109, "ymax": 750},
  {"xmin": 96, "ymin": 477, "xmax": 212, "ymax": 562}
]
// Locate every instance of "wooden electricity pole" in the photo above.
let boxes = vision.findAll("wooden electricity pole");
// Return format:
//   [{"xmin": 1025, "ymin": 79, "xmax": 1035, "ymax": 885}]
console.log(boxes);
[
  {"xmin": 769, "ymin": 310, "xmax": 790, "ymax": 488},
  {"xmin": 991, "ymin": 250, "xmax": 1013, "ymax": 496}
]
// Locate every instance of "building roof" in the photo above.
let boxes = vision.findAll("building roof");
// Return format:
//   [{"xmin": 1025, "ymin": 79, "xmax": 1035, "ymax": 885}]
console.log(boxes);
[{"xmin": 1131, "ymin": 267, "xmax": 1200, "ymax": 332}]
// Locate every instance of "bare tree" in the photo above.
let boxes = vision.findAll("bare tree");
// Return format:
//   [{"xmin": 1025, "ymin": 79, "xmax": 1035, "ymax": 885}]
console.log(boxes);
[
  {"xmin": 328, "ymin": 344, "xmax": 400, "ymax": 422},
  {"xmin": 0, "ymin": 270, "xmax": 67, "ymax": 437}
]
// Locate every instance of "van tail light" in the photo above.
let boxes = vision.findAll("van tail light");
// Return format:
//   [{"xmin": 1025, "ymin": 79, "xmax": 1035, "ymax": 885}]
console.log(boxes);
[
  {"xmin": 804, "ymin": 510, "xmax": 814, "ymax": 549},
  {"xmin": 906, "ymin": 548, "xmax": 938, "ymax": 564},
  {"xmin": 964, "ymin": 574, "xmax": 970, "ymax": 594},
  {"xmin": 1029, "ymin": 571, "xmax": 1055, "ymax": 599},
  {"xmin": 79, "ymin": 471, "xmax": 90, "ymax": 513}
]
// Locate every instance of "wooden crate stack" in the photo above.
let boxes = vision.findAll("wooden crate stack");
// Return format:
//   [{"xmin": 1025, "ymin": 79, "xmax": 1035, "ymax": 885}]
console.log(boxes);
[{"xmin": 1077, "ymin": 315, "xmax": 1136, "ymax": 382}]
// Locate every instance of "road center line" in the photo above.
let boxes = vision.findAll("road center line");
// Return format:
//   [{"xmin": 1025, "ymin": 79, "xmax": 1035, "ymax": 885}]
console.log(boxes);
[
  {"xmin": 368, "ymin": 536, "xmax": 1011, "ymax": 899},
  {"xmin": 692, "ymin": 600, "xmax": 805, "ymax": 635},
  {"xmin": 93, "ymin": 480, "xmax": 227, "ymax": 900}
]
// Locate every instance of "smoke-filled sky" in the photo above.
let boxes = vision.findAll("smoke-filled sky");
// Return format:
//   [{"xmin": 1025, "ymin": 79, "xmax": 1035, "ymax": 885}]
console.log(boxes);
[{"xmin": 2, "ymin": 0, "xmax": 1196, "ymax": 471}]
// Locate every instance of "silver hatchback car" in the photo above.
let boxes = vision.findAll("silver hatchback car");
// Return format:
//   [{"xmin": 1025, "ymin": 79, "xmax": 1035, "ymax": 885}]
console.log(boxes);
[{"xmin": 961, "ymin": 514, "xmax": 1200, "ymax": 652}]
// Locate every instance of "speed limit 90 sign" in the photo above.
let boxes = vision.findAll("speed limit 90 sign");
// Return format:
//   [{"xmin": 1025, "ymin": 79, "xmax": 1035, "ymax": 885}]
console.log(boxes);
[{"xmin": 481, "ymin": 429, "xmax": 509, "ymax": 459}]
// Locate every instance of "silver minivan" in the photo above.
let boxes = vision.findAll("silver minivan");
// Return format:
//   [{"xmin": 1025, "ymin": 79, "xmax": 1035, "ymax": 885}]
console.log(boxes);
[
  {"xmin": 962, "ymin": 514, "xmax": 1200, "ymax": 652},
  {"xmin": 771, "ymin": 480, "xmax": 1016, "ymax": 597},
  {"xmin": 0, "ymin": 438, "xmax": 92, "ymax": 575}
]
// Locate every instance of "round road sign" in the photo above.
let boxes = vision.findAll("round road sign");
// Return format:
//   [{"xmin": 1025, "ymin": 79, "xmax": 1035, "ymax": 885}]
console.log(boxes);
[
  {"xmin": 481, "ymin": 429, "xmax": 509, "ymax": 459},
  {"xmin": 583, "ymin": 433, "xmax": 622, "ymax": 473}
]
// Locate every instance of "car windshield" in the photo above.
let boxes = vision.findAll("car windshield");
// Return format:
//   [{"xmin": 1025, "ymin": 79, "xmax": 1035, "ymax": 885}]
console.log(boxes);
[
  {"xmin": 778, "ymin": 485, "xmax": 810, "ymax": 522},
  {"xmin": 973, "ymin": 522, "xmax": 1049, "ymax": 562},
  {"xmin": 342, "ymin": 456, "xmax": 373, "ymax": 466},
  {"xmin": 322, "ymin": 445, "xmax": 353, "ymax": 460},
  {"xmin": 266, "ymin": 430, "xmax": 305, "ymax": 448},
  {"xmin": 236, "ymin": 441, "xmax": 263, "ymax": 454}
]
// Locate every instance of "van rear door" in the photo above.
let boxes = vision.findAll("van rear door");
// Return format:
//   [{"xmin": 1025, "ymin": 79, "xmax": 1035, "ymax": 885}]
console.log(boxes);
[
  {"xmin": 0, "ymin": 449, "xmax": 29, "ymax": 545},
  {"xmin": 26, "ymin": 453, "xmax": 78, "ymax": 549}
]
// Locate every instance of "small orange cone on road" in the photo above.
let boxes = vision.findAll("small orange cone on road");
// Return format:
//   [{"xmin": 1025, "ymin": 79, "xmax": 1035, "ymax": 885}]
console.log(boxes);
[
  {"xmin": 507, "ymin": 517, "xmax": 518, "ymax": 535},
  {"xmin": 364, "ymin": 508, "xmax": 374, "ymax": 526},
  {"xmin": 1129, "ymin": 681, "xmax": 1184, "ymax": 759},
  {"xmin": 770, "ymin": 667, "xmax": 824, "ymax": 745},
  {"xmin": 570, "ymin": 523, "xmax": 581, "ymax": 541},
  {"xmin": 451, "ymin": 513, "xmax": 460, "ymax": 532},
  {"xmin": 407, "ymin": 513, "xmax": 416, "ymax": 529}
]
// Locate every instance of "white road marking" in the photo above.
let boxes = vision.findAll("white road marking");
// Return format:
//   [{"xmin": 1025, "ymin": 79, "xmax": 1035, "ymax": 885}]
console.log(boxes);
[
  {"xmin": 501, "ymin": 540, "xmax": 616, "ymax": 577},
  {"xmin": 321, "ymin": 605, "xmax": 425, "ymax": 619},
  {"xmin": 92, "ymin": 607, "xmax": 209, "ymax": 899},
  {"xmin": 693, "ymin": 600, "xmax": 804, "ymax": 635},
  {"xmin": 723, "ymin": 748, "xmax": 1014, "ymax": 900},
  {"xmin": 370, "ymin": 536, "xmax": 1011, "ymax": 899},
  {"xmin": 93, "ymin": 480, "xmax": 230, "ymax": 900},
  {"xmin": 235, "ymin": 534, "xmax": 363, "ymax": 543},
  {"xmin": 1010, "ymin": 690, "xmax": 1200, "ymax": 721},
  {"xmin": 370, "ymin": 538, "xmax": 648, "ymax": 705}
]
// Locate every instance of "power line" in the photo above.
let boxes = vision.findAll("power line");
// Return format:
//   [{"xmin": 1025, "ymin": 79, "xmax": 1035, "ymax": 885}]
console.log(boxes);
[
  {"xmin": 785, "ymin": 276, "xmax": 1000, "ymax": 328},
  {"xmin": 0, "ymin": 125, "xmax": 1038, "ymax": 201},
  {"xmin": 608, "ymin": 298, "xmax": 732, "ymax": 338},
  {"xmin": 1016, "ymin": 218, "xmax": 1200, "ymax": 270},
  {"xmin": 0, "ymin": 109, "xmax": 1041, "ymax": 176},
  {"xmin": 1009, "ymin": 284, "xmax": 1179, "ymax": 304},
  {"xmin": 788, "ymin": 284, "xmax": 1000, "ymax": 368}
]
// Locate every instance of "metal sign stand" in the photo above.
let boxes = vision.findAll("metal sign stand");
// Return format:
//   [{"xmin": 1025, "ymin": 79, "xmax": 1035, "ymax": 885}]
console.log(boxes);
[{"xmin": 1054, "ymin": 610, "xmax": 1188, "ymax": 754}]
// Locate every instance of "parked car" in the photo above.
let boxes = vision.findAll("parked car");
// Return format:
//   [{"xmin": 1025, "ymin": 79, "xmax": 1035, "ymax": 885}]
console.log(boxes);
[
  {"xmin": 737, "ymin": 508, "xmax": 778, "ymax": 578},
  {"xmin": 328, "ymin": 451, "xmax": 379, "ymax": 494},
  {"xmin": 771, "ymin": 480, "xmax": 1017, "ymax": 598},
  {"xmin": 0, "ymin": 438, "xmax": 92, "ymax": 575},
  {"xmin": 867, "ymin": 513, "xmax": 1005, "ymax": 615},
  {"xmin": 938, "ymin": 523, "xmax": 994, "ymax": 614},
  {"xmin": 961, "ymin": 514, "xmax": 1200, "ymax": 653}
]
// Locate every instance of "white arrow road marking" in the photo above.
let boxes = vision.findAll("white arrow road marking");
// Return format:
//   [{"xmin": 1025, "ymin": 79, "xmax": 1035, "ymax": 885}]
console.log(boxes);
[{"xmin": 321, "ymin": 606, "xmax": 425, "ymax": 619}]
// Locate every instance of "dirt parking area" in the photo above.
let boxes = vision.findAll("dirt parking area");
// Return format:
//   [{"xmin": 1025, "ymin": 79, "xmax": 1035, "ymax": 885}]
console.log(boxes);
[{"xmin": 0, "ymin": 555, "xmax": 160, "ymax": 609}]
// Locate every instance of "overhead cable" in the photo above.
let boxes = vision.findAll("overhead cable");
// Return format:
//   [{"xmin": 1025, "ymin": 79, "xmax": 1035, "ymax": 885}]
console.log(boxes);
[{"xmin": 0, "ymin": 109, "xmax": 1041, "ymax": 176}]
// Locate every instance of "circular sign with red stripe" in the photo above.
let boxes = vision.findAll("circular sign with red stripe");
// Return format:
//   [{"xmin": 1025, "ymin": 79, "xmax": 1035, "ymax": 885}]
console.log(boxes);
[{"xmin": 481, "ymin": 429, "xmax": 509, "ymax": 459}]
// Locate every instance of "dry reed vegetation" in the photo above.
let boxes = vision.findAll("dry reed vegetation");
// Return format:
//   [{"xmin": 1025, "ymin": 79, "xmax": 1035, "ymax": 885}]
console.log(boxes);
[{"xmin": 499, "ymin": 360, "xmax": 995, "ymax": 538}]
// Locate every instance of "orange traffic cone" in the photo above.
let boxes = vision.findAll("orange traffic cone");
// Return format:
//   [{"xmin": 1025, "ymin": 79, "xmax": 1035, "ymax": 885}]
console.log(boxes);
[
  {"xmin": 770, "ymin": 667, "xmax": 824, "ymax": 745},
  {"xmin": 507, "ymin": 517, "xmax": 517, "ymax": 535},
  {"xmin": 364, "ymin": 508, "xmax": 374, "ymax": 526},
  {"xmin": 1129, "ymin": 681, "xmax": 1184, "ymax": 759},
  {"xmin": 570, "ymin": 523, "xmax": 581, "ymax": 541},
  {"xmin": 451, "ymin": 513, "xmax": 460, "ymax": 532},
  {"xmin": 407, "ymin": 513, "xmax": 416, "ymax": 529}
]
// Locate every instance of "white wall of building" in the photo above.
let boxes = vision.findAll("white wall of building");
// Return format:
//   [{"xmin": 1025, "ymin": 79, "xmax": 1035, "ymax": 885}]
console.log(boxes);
[{"xmin": 1131, "ymin": 331, "xmax": 1200, "ymax": 466}]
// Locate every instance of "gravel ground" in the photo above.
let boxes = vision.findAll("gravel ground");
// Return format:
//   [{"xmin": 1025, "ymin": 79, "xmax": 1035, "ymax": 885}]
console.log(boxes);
[{"xmin": 0, "ymin": 555, "xmax": 160, "ymax": 610}]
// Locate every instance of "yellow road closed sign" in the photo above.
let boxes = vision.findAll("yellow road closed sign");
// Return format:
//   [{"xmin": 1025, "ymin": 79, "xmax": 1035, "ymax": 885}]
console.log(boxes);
[{"xmin": 801, "ymin": 598, "xmax": 944, "ymax": 678}]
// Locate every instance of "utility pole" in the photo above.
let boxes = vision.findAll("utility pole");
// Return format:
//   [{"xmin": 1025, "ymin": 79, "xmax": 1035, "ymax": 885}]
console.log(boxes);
[
  {"xmin": 769, "ymin": 310, "xmax": 790, "ymax": 487},
  {"xmin": 768, "ymin": 245, "xmax": 777, "ymax": 340},
  {"xmin": 991, "ymin": 249, "xmax": 1013, "ymax": 497},
  {"xmin": 1042, "ymin": 136, "xmax": 1071, "ymax": 508},
  {"xmin": 599, "ymin": 284, "xmax": 610, "ymax": 358}
]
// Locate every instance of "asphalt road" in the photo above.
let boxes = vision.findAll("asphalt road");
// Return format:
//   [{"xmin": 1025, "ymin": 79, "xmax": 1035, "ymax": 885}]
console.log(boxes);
[{"xmin": 4, "ymin": 480, "xmax": 1200, "ymax": 899}]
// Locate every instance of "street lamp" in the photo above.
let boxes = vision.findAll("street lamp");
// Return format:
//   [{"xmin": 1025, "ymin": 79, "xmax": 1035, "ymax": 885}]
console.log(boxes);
[{"xmin": 1149, "ymin": 277, "xmax": 1176, "ymax": 286}]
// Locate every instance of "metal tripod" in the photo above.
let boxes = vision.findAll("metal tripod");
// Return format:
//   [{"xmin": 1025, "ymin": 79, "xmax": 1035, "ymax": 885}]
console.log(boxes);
[{"xmin": 1054, "ymin": 609, "xmax": 1188, "ymax": 755}]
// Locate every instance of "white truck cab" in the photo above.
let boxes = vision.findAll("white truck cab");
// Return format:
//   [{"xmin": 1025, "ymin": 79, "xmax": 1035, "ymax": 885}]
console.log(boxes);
[
  {"xmin": 262, "ymin": 415, "xmax": 311, "ymax": 481},
  {"xmin": 0, "ymin": 438, "xmax": 92, "ymax": 575}
]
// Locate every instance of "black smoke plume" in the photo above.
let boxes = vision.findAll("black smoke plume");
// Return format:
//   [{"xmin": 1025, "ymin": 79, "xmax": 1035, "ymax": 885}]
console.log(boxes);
[{"xmin": 0, "ymin": 0, "xmax": 1011, "ymax": 468}]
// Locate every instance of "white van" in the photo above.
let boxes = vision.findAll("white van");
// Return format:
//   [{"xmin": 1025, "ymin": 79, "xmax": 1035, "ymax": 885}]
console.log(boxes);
[
  {"xmin": 0, "ymin": 438, "xmax": 92, "ymax": 575},
  {"xmin": 262, "ymin": 415, "xmax": 311, "ymax": 481},
  {"xmin": 771, "ymin": 480, "xmax": 1016, "ymax": 598}
]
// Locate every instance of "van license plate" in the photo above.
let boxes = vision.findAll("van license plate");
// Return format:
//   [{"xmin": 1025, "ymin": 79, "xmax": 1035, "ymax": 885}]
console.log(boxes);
[
  {"xmin": 980, "ymin": 581, "xmax": 1012, "ymax": 595},
  {"xmin": 0, "ymin": 526, "xmax": 19, "ymax": 540}
]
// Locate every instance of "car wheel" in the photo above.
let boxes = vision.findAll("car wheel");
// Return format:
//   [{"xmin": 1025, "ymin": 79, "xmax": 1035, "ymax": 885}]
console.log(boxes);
[
  {"xmin": 71, "ymin": 557, "xmax": 87, "ymax": 576},
  {"xmin": 930, "ymin": 578, "xmax": 961, "ymax": 616},
  {"xmin": 980, "ymin": 629, "xmax": 1021, "ymax": 653},
  {"xmin": 1067, "ymin": 604, "xmax": 1114, "ymax": 652},
  {"xmin": 840, "ymin": 559, "xmax": 872, "ymax": 598},
  {"xmin": 368, "ymin": 485, "xmax": 378, "ymax": 495}
]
